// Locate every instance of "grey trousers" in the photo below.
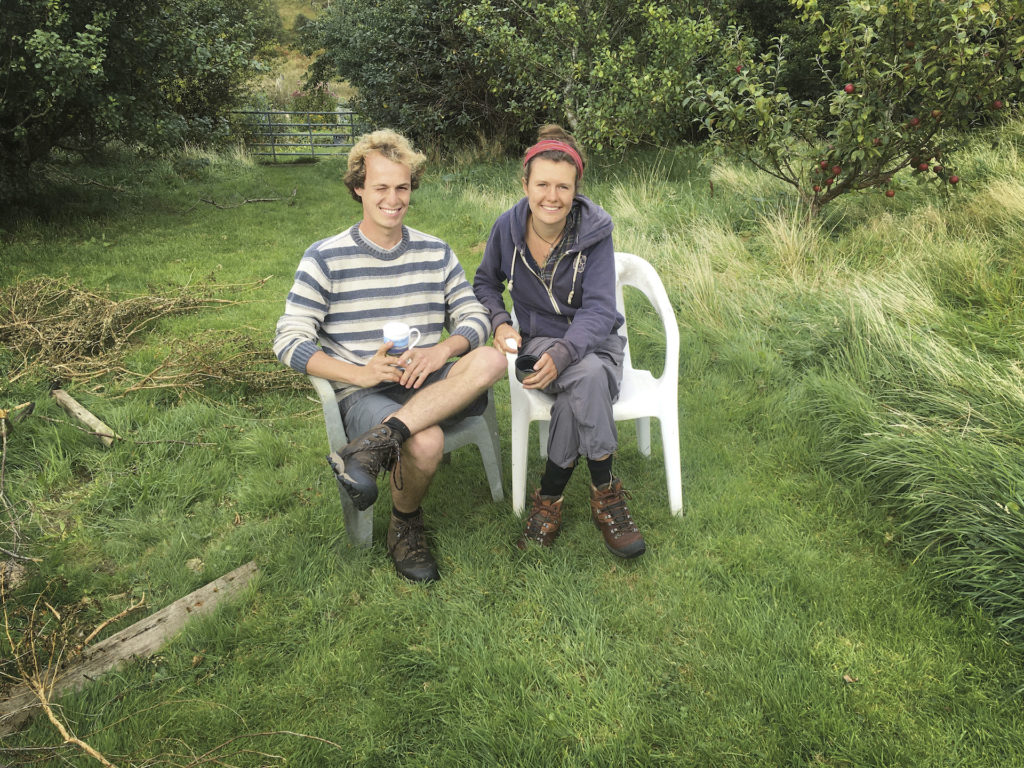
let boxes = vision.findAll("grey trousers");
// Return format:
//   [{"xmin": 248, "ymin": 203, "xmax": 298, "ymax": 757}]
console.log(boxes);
[{"xmin": 521, "ymin": 333, "xmax": 626, "ymax": 469}]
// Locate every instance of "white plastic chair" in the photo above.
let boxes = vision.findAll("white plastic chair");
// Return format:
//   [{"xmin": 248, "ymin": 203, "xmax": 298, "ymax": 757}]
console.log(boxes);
[
  {"xmin": 506, "ymin": 251, "xmax": 683, "ymax": 516},
  {"xmin": 309, "ymin": 375, "xmax": 504, "ymax": 547}
]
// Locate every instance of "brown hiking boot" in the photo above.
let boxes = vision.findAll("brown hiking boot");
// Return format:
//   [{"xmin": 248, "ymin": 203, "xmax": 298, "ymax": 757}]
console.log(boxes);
[
  {"xmin": 590, "ymin": 478, "xmax": 646, "ymax": 558},
  {"xmin": 387, "ymin": 511, "xmax": 440, "ymax": 583},
  {"xmin": 517, "ymin": 490, "xmax": 563, "ymax": 550},
  {"xmin": 327, "ymin": 423, "xmax": 402, "ymax": 509}
]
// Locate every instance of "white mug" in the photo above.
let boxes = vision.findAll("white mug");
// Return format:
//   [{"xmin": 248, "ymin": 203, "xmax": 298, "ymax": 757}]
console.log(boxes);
[{"xmin": 382, "ymin": 321, "xmax": 421, "ymax": 356}]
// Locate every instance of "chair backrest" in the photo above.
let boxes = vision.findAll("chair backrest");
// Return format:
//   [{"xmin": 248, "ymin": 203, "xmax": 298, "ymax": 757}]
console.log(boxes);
[
  {"xmin": 509, "ymin": 251, "xmax": 678, "ymax": 382},
  {"xmin": 613, "ymin": 252, "xmax": 680, "ymax": 384}
]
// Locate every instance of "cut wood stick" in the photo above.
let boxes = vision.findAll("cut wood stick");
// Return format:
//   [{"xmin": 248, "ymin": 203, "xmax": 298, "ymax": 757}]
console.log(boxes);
[
  {"xmin": 50, "ymin": 388, "xmax": 120, "ymax": 448},
  {"xmin": 0, "ymin": 560, "xmax": 258, "ymax": 736}
]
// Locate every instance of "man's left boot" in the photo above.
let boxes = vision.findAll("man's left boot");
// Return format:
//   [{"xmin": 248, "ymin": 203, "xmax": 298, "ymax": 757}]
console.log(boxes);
[
  {"xmin": 590, "ymin": 477, "xmax": 646, "ymax": 559},
  {"xmin": 387, "ymin": 511, "xmax": 440, "ymax": 583}
]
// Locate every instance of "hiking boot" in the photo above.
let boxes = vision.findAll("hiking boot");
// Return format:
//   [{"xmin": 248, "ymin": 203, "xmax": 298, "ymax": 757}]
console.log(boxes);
[
  {"xmin": 517, "ymin": 490, "xmax": 563, "ymax": 550},
  {"xmin": 590, "ymin": 478, "xmax": 646, "ymax": 558},
  {"xmin": 387, "ymin": 511, "xmax": 440, "ymax": 583},
  {"xmin": 326, "ymin": 423, "xmax": 402, "ymax": 509}
]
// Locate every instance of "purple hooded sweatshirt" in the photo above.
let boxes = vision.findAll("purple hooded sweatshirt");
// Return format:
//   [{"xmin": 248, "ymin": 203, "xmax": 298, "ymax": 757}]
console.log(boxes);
[{"xmin": 473, "ymin": 195, "xmax": 624, "ymax": 374}]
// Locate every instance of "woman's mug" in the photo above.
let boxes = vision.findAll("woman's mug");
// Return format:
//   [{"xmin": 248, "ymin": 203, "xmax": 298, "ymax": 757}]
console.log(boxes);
[{"xmin": 383, "ymin": 321, "xmax": 421, "ymax": 356}]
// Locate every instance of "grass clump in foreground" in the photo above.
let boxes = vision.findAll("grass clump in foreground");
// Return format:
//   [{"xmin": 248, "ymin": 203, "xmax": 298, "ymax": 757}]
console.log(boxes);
[{"xmin": 2, "ymin": 128, "xmax": 1024, "ymax": 766}]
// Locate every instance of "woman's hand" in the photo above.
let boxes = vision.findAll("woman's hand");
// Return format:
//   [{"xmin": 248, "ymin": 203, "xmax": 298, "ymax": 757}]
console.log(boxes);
[
  {"xmin": 493, "ymin": 323, "xmax": 522, "ymax": 354},
  {"xmin": 522, "ymin": 352, "xmax": 558, "ymax": 389}
]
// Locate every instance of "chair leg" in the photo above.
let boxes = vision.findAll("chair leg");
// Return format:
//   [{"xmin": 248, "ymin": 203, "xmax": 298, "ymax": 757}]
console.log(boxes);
[
  {"xmin": 635, "ymin": 416, "xmax": 652, "ymax": 457},
  {"xmin": 337, "ymin": 477, "xmax": 373, "ymax": 547},
  {"xmin": 661, "ymin": 417, "xmax": 684, "ymax": 516},
  {"xmin": 480, "ymin": 397, "xmax": 504, "ymax": 502},
  {"xmin": 511, "ymin": 412, "xmax": 530, "ymax": 517}
]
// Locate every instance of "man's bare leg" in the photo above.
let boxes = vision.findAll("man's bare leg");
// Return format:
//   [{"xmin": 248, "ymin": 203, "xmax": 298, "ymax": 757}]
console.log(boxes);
[
  {"xmin": 328, "ymin": 346, "xmax": 505, "ymax": 508},
  {"xmin": 388, "ymin": 346, "xmax": 505, "ymax": 433},
  {"xmin": 384, "ymin": 425, "xmax": 445, "ymax": 583},
  {"xmin": 390, "ymin": 426, "xmax": 444, "ymax": 513}
]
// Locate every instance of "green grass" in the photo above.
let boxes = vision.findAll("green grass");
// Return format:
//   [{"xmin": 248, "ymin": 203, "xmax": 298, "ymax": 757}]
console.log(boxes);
[{"xmin": 3, "ymin": 125, "xmax": 1024, "ymax": 766}]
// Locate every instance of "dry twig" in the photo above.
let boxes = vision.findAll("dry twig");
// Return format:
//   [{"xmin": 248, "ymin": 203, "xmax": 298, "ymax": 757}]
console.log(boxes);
[{"xmin": 0, "ymin": 276, "xmax": 298, "ymax": 397}]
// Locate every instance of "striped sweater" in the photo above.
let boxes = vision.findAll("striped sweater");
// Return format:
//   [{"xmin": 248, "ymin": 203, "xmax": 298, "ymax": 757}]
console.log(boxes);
[{"xmin": 274, "ymin": 224, "xmax": 491, "ymax": 401}]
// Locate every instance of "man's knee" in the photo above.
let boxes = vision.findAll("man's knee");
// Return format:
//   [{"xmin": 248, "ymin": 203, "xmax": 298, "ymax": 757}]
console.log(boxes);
[
  {"xmin": 403, "ymin": 425, "xmax": 444, "ymax": 469},
  {"xmin": 465, "ymin": 345, "xmax": 507, "ymax": 386}
]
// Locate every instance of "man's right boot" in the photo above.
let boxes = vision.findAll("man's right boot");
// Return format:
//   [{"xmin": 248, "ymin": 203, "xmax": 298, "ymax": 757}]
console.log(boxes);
[{"xmin": 326, "ymin": 423, "xmax": 402, "ymax": 508}]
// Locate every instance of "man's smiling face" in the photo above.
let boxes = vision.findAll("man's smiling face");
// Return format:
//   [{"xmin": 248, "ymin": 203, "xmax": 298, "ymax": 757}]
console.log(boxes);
[{"xmin": 355, "ymin": 151, "xmax": 412, "ymax": 247}]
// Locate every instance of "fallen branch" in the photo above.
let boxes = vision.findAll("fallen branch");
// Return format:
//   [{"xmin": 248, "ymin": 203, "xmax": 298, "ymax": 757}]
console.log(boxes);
[
  {"xmin": 33, "ymin": 414, "xmax": 216, "ymax": 447},
  {"xmin": 0, "ymin": 561, "xmax": 259, "ymax": 736},
  {"xmin": 181, "ymin": 730, "xmax": 347, "ymax": 768},
  {"xmin": 197, "ymin": 189, "xmax": 296, "ymax": 209},
  {"xmin": 79, "ymin": 595, "xmax": 145, "ymax": 649},
  {"xmin": 35, "ymin": 683, "xmax": 119, "ymax": 767},
  {"xmin": 50, "ymin": 387, "xmax": 120, "ymax": 448}
]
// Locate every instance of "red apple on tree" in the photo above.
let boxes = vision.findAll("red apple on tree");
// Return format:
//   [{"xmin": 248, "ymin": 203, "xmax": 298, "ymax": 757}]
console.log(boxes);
[{"xmin": 844, "ymin": 83, "xmax": 855, "ymax": 94}]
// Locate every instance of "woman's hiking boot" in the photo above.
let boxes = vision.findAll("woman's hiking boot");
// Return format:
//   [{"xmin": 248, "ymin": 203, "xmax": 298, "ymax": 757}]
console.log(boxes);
[
  {"xmin": 590, "ymin": 478, "xmax": 646, "ymax": 558},
  {"xmin": 517, "ymin": 490, "xmax": 563, "ymax": 549}
]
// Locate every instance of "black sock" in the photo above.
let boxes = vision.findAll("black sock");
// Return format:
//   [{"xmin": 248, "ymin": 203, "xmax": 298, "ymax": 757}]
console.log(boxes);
[
  {"xmin": 383, "ymin": 416, "xmax": 412, "ymax": 444},
  {"xmin": 393, "ymin": 506, "xmax": 421, "ymax": 520},
  {"xmin": 587, "ymin": 456, "xmax": 613, "ymax": 488},
  {"xmin": 539, "ymin": 458, "xmax": 575, "ymax": 498}
]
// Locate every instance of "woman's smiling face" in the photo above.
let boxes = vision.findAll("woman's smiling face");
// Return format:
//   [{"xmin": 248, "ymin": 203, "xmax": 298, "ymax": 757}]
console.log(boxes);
[{"xmin": 522, "ymin": 157, "xmax": 578, "ymax": 229}]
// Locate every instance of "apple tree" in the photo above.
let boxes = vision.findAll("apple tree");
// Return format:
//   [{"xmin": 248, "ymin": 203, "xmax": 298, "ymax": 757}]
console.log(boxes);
[{"xmin": 688, "ymin": 0, "xmax": 1024, "ymax": 214}]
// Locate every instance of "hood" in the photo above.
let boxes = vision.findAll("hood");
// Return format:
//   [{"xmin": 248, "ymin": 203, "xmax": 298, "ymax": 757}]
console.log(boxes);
[{"xmin": 509, "ymin": 194, "xmax": 614, "ymax": 253}]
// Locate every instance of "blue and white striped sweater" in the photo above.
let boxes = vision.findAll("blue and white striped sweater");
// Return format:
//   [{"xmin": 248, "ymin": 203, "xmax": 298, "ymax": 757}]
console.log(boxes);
[{"xmin": 274, "ymin": 224, "xmax": 491, "ymax": 401}]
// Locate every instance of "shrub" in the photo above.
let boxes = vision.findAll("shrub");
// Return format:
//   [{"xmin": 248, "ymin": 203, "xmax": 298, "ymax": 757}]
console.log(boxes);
[
  {"xmin": 688, "ymin": 0, "xmax": 1024, "ymax": 214},
  {"xmin": 306, "ymin": 0, "xmax": 510, "ymax": 149},
  {"xmin": 0, "ymin": 0, "xmax": 280, "ymax": 201},
  {"xmin": 462, "ymin": 0, "xmax": 720, "ymax": 151}
]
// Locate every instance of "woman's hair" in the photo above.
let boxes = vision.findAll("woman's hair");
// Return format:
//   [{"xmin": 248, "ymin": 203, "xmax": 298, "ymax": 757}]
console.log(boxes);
[
  {"xmin": 523, "ymin": 124, "xmax": 586, "ymax": 186},
  {"xmin": 344, "ymin": 129, "xmax": 427, "ymax": 202}
]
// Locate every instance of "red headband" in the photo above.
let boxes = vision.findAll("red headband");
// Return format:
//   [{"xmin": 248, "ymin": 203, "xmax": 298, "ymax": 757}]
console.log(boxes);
[{"xmin": 523, "ymin": 140, "xmax": 584, "ymax": 180}]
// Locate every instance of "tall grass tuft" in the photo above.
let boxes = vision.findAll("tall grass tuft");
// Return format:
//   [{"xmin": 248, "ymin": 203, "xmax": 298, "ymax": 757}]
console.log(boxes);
[{"xmin": 801, "ymin": 269, "xmax": 1024, "ymax": 638}]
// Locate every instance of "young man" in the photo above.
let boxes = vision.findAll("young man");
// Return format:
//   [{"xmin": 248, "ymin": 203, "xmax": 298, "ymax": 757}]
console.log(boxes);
[{"xmin": 274, "ymin": 129, "xmax": 506, "ymax": 583}]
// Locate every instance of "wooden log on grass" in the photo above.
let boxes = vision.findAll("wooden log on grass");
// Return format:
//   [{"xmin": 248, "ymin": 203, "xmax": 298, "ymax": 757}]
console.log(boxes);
[
  {"xmin": 50, "ymin": 387, "xmax": 119, "ymax": 447},
  {"xmin": 0, "ymin": 560, "xmax": 258, "ymax": 736}
]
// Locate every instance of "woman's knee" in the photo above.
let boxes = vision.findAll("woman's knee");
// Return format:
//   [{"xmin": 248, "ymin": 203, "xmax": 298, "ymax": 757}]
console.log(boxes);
[{"xmin": 565, "ymin": 354, "xmax": 613, "ymax": 397}]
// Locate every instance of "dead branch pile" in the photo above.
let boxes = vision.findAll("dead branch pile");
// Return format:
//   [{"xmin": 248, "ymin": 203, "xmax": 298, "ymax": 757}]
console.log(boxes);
[{"xmin": 0, "ymin": 276, "xmax": 304, "ymax": 396}]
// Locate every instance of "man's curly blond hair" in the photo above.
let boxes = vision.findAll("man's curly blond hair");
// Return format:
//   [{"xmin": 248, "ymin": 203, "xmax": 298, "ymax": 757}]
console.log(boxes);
[{"xmin": 344, "ymin": 129, "xmax": 427, "ymax": 202}]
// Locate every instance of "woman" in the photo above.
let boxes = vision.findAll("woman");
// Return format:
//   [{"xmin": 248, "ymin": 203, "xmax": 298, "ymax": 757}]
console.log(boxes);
[{"xmin": 474, "ymin": 125, "xmax": 646, "ymax": 558}]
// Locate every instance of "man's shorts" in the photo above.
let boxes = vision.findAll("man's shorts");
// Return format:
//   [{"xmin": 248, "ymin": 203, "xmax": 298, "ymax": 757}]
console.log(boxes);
[{"xmin": 338, "ymin": 359, "xmax": 489, "ymax": 439}]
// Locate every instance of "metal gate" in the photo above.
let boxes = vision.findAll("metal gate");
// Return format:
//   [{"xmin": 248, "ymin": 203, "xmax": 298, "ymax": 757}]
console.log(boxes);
[{"xmin": 231, "ymin": 109, "xmax": 368, "ymax": 160}]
